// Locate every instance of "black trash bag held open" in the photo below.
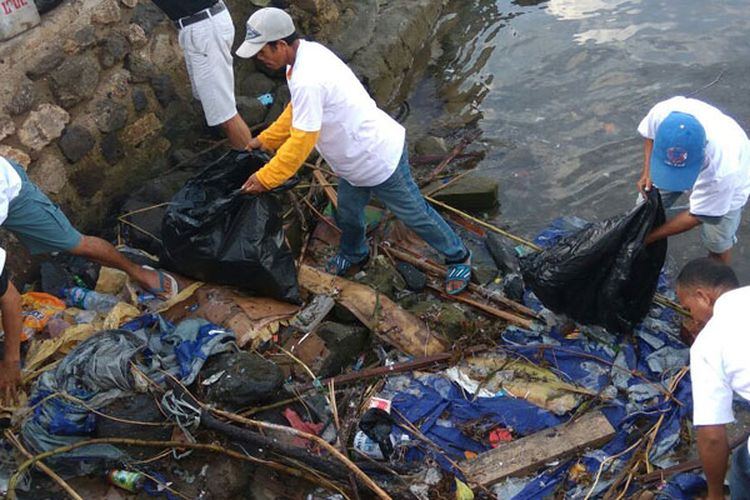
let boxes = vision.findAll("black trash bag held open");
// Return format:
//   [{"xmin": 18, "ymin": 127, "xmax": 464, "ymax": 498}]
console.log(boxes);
[
  {"xmin": 521, "ymin": 190, "xmax": 666, "ymax": 334},
  {"xmin": 161, "ymin": 151, "xmax": 300, "ymax": 304}
]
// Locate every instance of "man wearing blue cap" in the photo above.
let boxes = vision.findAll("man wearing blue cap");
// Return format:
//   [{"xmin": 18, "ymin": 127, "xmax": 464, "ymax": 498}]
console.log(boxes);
[{"xmin": 637, "ymin": 96, "xmax": 750, "ymax": 263}]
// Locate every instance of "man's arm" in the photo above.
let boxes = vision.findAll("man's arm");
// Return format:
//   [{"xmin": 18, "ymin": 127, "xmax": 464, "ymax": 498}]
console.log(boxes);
[
  {"xmin": 241, "ymin": 126, "xmax": 320, "ymax": 193},
  {"xmin": 645, "ymin": 210, "xmax": 701, "ymax": 244},
  {"xmin": 637, "ymin": 138, "xmax": 654, "ymax": 195},
  {"xmin": 0, "ymin": 277, "xmax": 22, "ymax": 405},
  {"xmin": 696, "ymin": 424, "xmax": 729, "ymax": 499}
]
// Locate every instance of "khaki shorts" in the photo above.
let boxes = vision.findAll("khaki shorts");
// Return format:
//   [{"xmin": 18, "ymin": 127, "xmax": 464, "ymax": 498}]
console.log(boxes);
[{"xmin": 178, "ymin": 7, "xmax": 238, "ymax": 127}]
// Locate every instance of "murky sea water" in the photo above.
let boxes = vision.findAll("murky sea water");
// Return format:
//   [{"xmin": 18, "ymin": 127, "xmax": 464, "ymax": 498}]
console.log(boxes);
[{"xmin": 406, "ymin": 0, "xmax": 750, "ymax": 282}]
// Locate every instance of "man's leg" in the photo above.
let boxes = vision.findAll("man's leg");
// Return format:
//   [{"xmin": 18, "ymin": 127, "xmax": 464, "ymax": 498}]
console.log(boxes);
[
  {"xmin": 3, "ymin": 167, "xmax": 174, "ymax": 298},
  {"xmin": 179, "ymin": 10, "xmax": 250, "ymax": 150},
  {"xmin": 372, "ymin": 147, "xmax": 469, "ymax": 292},
  {"xmin": 67, "ymin": 236, "xmax": 171, "ymax": 295},
  {"xmin": 220, "ymin": 113, "xmax": 253, "ymax": 151},
  {"xmin": 334, "ymin": 178, "xmax": 372, "ymax": 265},
  {"xmin": 701, "ymin": 208, "xmax": 742, "ymax": 264}
]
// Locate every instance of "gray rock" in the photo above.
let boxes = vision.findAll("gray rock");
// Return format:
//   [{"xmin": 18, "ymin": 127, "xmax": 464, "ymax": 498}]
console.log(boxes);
[
  {"xmin": 98, "ymin": 31, "xmax": 130, "ymax": 68},
  {"xmin": 93, "ymin": 100, "xmax": 128, "ymax": 133},
  {"xmin": 26, "ymin": 52, "xmax": 64, "ymax": 81},
  {"xmin": 18, "ymin": 104, "xmax": 70, "ymax": 151},
  {"xmin": 100, "ymin": 132, "xmax": 124, "ymax": 165},
  {"xmin": 355, "ymin": 254, "xmax": 406, "ymax": 300},
  {"xmin": 200, "ymin": 352, "xmax": 284, "ymax": 411},
  {"xmin": 433, "ymin": 174, "xmax": 499, "ymax": 211},
  {"xmin": 98, "ymin": 69, "xmax": 131, "ymax": 100},
  {"xmin": 236, "ymin": 96, "xmax": 268, "ymax": 127},
  {"xmin": 125, "ymin": 23, "xmax": 147, "ymax": 48},
  {"xmin": 58, "ymin": 125, "xmax": 95, "ymax": 162},
  {"xmin": 49, "ymin": 54, "xmax": 101, "ymax": 108},
  {"xmin": 316, "ymin": 321, "xmax": 371, "ymax": 378},
  {"xmin": 125, "ymin": 52, "xmax": 156, "ymax": 83},
  {"xmin": 91, "ymin": 0, "xmax": 121, "ymax": 24},
  {"xmin": 28, "ymin": 153, "xmax": 67, "ymax": 194},
  {"xmin": 6, "ymin": 79, "xmax": 35, "ymax": 116},
  {"xmin": 415, "ymin": 135, "xmax": 448, "ymax": 156},
  {"xmin": 328, "ymin": 1, "xmax": 378, "ymax": 61},
  {"xmin": 240, "ymin": 71, "xmax": 276, "ymax": 97},
  {"xmin": 0, "ymin": 146, "xmax": 30, "ymax": 168},
  {"xmin": 132, "ymin": 88, "xmax": 149, "ymax": 112},
  {"xmin": 121, "ymin": 112, "xmax": 163, "ymax": 145},
  {"xmin": 0, "ymin": 117, "xmax": 15, "ymax": 142},
  {"xmin": 69, "ymin": 25, "xmax": 97, "ymax": 51},
  {"xmin": 131, "ymin": 2, "xmax": 167, "ymax": 36},
  {"xmin": 150, "ymin": 74, "xmax": 177, "ymax": 106},
  {"xmin": 120, "ymin": 0, "xmax": 137, "ymax": 7}
]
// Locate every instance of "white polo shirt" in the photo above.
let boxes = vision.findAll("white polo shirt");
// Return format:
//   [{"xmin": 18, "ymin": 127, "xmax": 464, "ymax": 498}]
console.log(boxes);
[
  {"xmin": 0, "ymin": 157, "xmax": 23, "ymax": 274},
  {"xmin": 638, "ymin": 96, "xmax": 750, "ymax": 217},
  {"xmin": 690, "ymin": 286, "xmax": 750, "ymax": 452},
  {"xmin": 287, "ymin": 40, "xmax": 406, "ymax": 187}
]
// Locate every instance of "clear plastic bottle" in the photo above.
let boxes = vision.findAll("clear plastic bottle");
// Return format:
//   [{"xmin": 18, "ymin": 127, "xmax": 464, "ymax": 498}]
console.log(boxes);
[{"xmin": 62, "ymin": 287, "xmax": 119, "ymax": 313}]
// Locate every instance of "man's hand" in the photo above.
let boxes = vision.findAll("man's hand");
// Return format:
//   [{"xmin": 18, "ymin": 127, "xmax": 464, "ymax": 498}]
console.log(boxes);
[
  {"xmin": 637, "ymin": 172, "xmax": 652, "ymax": 196},
  {"xmin": 0, "ymin": 359, "xmax": 20, "ymax": 406},
  {"xmin": 241, "ymin": 173, "xmax": 269, "ymax": 194},
  {"xmin": 245, "ymin": 137, "xmax": 262, "ymax": 151}
]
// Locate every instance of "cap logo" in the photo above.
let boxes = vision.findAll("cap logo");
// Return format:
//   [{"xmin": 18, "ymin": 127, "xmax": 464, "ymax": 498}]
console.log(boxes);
[
  {"xmin": 664, "ymin": 147, "xmax": 688, "ymax": 167},
  {"xmin": 245, "ymin": 25, "xmax": 262, "ymax": 41}
]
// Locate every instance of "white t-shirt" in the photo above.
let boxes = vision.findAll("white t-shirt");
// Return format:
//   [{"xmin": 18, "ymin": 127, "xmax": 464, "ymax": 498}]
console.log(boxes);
[
  {"xmin": 690, "ymin": 286, "xmax": 750, "ymax": 451},
  {"xmin": 287, "ymin": 40, "xmax": 406, "ymax": 187},
  {"xmin": 637, "ymin": 96, "xmax": 750, "ymax": 217},
  {"xmin": 0, "ymin": 157, "xmax": 23, "ymax": 275}
]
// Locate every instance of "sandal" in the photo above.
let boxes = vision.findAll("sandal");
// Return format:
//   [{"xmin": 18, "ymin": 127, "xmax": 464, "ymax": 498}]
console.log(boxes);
[
  {"xmin": 445, "ymin": 252, "xmax": 472, "ymax": 296},
  {"xmin": 325, "ymin": 253, "xmax": 369, "ymax": 277},
  {"xmin": 142, "ymin": 265, "xmax": 179, "ymax": 300}
]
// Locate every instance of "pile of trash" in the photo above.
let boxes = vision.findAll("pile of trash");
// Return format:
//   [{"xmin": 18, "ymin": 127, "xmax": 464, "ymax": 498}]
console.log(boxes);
[{"xmin": 0, "ymin": 147, "xmax": 713, "ymax": 499}]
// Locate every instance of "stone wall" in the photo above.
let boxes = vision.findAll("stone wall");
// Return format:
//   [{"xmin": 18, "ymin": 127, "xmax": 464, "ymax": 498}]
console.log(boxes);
[{"xmin": 0, "ymin": 0, "xmax": 447, "ymax": 278}]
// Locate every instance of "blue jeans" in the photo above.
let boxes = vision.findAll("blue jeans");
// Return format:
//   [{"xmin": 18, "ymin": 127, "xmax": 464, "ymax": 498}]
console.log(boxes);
[
  {"xmin": 730, "ymin": 442, "xmax": 750, "ymax": 500},
  {"xmin": 335, "ymin": 146, "xmax": 468, "ymax": 264}
]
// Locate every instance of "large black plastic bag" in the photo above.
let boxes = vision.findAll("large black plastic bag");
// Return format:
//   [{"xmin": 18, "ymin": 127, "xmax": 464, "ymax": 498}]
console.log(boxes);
[
  {"xmin": 161, "ymin": 151, "xmax": 301, "ymax": 304},
  {"xmin": 520, "ymin": 190, "xmax": 666, "ymax": 334}
]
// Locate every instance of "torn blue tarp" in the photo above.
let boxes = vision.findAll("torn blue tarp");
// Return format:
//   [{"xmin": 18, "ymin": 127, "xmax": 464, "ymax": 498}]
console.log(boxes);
[
  {"xmin": 21, "ymin": 317, "xmax": 236, "ymax": 476},
  {"xmin": 386, "ymin": 215, "xmax": 697, "ymax": 499}
]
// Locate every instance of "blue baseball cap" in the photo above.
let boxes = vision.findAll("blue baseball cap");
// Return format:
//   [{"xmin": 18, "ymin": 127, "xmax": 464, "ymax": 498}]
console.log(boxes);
[{"xmin": 650, "ymin": 111, "xmax": 707, "ymax": 192}]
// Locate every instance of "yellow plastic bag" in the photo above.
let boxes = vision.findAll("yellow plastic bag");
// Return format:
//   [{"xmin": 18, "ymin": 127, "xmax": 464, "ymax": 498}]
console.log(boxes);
[{"xmin": 20, "ymin": 292, "xmax": 66, "ymax": 341}]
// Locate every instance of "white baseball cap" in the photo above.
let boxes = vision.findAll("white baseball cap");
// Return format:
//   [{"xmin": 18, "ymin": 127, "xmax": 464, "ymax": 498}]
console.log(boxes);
[{"xmin": 236, "ymin": 7, "xmax": 296, "ymax": 59}]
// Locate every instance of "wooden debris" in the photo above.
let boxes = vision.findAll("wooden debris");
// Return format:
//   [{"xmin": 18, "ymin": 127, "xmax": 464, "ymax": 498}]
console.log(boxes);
[
  {"xmin": 462, "ymin": 411, "xmax": 615, "ymax": 487},
  {"xmin": 298, "ymin": 264, "xmax": 447, "ymax": 356}
]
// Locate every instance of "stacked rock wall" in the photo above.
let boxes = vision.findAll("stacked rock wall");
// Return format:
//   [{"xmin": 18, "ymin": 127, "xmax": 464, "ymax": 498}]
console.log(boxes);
[{"xmin": 0, "ymin": 0, "xmax": 447, "ymax": 274}]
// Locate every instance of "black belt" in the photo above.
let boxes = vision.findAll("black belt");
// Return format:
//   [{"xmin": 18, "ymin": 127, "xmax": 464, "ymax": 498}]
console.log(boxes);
[{"xmin": 174, "ymin": 2, "xmax": 225, "ymax": 30}]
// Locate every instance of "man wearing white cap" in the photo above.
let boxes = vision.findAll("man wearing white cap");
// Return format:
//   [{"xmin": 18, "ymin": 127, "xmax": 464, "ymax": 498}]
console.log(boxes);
[
  {"xmin": 637, "ymin": 96, "xmax": 750, "ymax": 263},
  {"xmin": 151, "ymin": 1, "xmax": 253, "ymax": 151},
  {"xmin": 235, "ymin": 7, "xmax": 472, "ymax": 295}
]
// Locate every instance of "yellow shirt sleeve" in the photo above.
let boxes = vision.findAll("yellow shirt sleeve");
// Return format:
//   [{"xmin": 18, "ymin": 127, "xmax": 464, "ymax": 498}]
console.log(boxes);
[
  {"xmin": 255, "ymin": 127, "xmax": 320, "ymax": 189},
  {"xmin": 257, "ymin": 104, "xmax": 293, "ymax": 151}
]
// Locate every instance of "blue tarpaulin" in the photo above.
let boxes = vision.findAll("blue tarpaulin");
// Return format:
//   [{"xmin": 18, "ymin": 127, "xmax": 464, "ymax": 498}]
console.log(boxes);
[{"xmin": 385, "ymin": 216, "xmax": 703, "ymax": 499}]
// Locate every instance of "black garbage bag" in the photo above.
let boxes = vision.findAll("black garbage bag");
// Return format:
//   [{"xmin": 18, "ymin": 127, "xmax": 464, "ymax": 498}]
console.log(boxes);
[
  {"xmin": 520, "ymin": 190, "xmax": 667, "ymax": 334},
  {"xmin": 161, "ymin": 151, "xmax": 301, "ymax": 303},
  {"xmin": 359, "ymin": 408, "xmax": 395, "ymax": 459}
]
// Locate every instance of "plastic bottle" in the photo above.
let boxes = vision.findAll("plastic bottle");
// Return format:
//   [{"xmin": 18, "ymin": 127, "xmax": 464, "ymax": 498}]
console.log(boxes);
[
  {"xmin": 107, "ymin": 469, "xmax": 146, "ymax": 493},
  {"xmin": 62, "ymin": 287, "xmax": 119, "ymax": 313}
]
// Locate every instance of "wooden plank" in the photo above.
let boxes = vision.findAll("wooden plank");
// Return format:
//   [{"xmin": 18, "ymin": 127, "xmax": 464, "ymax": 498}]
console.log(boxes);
[
  {"xmin": 298, "ymin": 264, "xmax": 447, "ymax": 357},
  {"xmin": 463, "ymin": 411, "xmax": 616, "ymax": 487}
]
